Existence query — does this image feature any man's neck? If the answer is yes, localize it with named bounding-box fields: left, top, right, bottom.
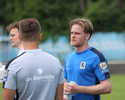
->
left=17, top=44, right=23, bottom=50
left=75, top=43, right=90, bottom=53
left=23, top=42, right=39, bottom=50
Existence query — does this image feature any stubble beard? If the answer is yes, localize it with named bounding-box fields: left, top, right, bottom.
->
left=70, top=42, right=82, bottom=47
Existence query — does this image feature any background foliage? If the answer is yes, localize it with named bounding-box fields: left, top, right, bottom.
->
left=0, top=0, right=124, bottom=42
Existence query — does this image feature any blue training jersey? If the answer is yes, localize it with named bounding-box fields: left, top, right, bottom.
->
left=64, top=46, right=110, bottom=100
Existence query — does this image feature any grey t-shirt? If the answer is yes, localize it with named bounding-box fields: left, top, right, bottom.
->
left=3, top=49, right=64, bottom=100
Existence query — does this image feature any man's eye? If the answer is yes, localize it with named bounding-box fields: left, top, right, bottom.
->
left=75, top=32, right=79, bottom=34
left=10, top=34, right=15, bottom=37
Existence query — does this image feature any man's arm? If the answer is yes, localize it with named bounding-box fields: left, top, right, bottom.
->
left=2, top=88, right=15, bottom=100
left=64, top=78, right=111, bottom=95
left=55, top=84, right=64, bottom=100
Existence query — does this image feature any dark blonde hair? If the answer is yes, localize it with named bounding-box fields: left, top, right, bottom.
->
left=6, top=21, right=19, bottom=31
left=19, top=18, right=41, bottom=42
left=70, top=18, right=93, bottom=39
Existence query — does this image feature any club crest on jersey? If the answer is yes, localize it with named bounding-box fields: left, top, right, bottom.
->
left=80, top=62, right=86, bottom=69
left=3, top=69, right=9, bottom=82
left=99, top=62, right=109, bottom=74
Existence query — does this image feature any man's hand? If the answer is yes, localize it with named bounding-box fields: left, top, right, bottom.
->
left=64, top=81, right=79, bottom=95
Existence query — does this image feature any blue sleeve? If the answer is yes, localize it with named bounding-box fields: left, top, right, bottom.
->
left=94, top=57, right=110, bottom=82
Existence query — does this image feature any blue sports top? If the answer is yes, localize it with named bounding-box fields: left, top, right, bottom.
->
left=64, top=46, right=110, bottom=100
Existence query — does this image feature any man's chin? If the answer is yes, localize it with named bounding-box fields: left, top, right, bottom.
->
left=11, top=45, right=15, bottom=47
left=70, top=42, right=77, bottom=46
left=70, top=43, right=76, bottom=47
left=71, top=44, right=81, bottom=47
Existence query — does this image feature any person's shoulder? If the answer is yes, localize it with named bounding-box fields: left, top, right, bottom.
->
left=67, top=50, right=75, bottom=55
left=90, top=47, right=106, bottom=62
left=41, top=51, right=63, bottom=67
left=42, top=50, right=59, bottom=60
left=90, top=47, right=103, bottom=55
left=65, top=50, right=75, bottom=59
left=5, top=52, right=26, bottom=69
left=5, top=52, right=26, bottom=73
left=90, top=47, right=101, bottom=53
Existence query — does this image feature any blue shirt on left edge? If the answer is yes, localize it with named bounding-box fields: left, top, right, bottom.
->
left=64, top=46, right=110, bottom=100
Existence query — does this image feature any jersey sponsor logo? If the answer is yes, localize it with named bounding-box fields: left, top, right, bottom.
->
left=25, top=75, right=55, bottom=82
left=66, top=68, right=69, bottom=70
left=66, top=61, right=70, bottom=70
left=99, top=62, right=107, bottom=70
left=66, top=61, right=69, bottom=67
left=37, top=68, right=43, bottom=74
left=3, top=69, right=9, bottom=82
left=80, top=62, right=86, bottom=69
left=99, top=62, right=109, bottom=74
left=25, top=68, right=55, bottom=82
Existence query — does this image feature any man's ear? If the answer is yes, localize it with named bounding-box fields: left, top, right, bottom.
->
left=86, top=33, right=90, bottom=40
left=19, top=34, right=22, bottom=41
left=38, top=33, right=42, bottom=42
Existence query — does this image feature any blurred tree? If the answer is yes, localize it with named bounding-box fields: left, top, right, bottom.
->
left=80, top=0, right=86, bottom=14
left=0, top=0, right=82, bottom=42
left=85, top=0, right=125, bottom=32
left=38, top=0, right=82, bottom=42
left=0, top=0, right=125, bottom=42
left=117, top=0, right=121, bottom=14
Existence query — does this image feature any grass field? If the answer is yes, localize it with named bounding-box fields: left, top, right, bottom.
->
left=0, top=74, right=125, bottom=100
left=101, top=74, right=125, bottom=100
left=0, top=83, right=3, bottom=100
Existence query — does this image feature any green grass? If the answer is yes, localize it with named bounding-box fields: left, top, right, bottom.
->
left=0, top=74, right=125, bottom=100
left=101, top=74, right=125, bottom=100
left=0, top=83, right=3, bottom=100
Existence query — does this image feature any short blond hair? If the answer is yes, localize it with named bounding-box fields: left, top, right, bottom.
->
left=70, top=18, right=93, bottom=39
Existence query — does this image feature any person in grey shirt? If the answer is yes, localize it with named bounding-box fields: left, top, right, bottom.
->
left=2, top=18, right=64, bottom=100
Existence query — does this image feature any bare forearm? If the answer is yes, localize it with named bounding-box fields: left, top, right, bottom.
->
left=77, top=79, right=111, bottom=95
left=2, top=88, right=15, bottom=100
left=55, top=84, right=64, bottom=100
left=78, top=84, right=110, bottom=94
left=64, top=78, right=111, bottom=95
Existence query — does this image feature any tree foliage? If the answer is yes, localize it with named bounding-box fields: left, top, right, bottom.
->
left=0, top=0, right=125, bottom=42
left=85, top=0, right=125, bottom=32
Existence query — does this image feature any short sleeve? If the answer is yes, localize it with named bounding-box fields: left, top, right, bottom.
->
left=58, top=66, right=65, bottom=84
left=94, top=60, right=110, bottom=82
left=3, top=66, right=16, bottom=90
